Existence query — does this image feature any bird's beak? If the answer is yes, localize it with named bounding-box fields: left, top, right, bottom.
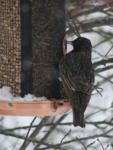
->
left=67, top=41, right=73, bottom=45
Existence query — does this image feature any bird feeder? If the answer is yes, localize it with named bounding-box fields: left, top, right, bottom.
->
left=0, top=0, right=71, bottom=116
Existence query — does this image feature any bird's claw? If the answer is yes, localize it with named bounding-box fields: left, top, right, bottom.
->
left=50, top=98, right=58, bottom=112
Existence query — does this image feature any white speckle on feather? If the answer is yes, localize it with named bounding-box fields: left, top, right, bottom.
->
left=72, top=87, right=76, bottom=91
left=58, top=77, right=62, bottom=81
left=86, top=82, right=88, bottom=86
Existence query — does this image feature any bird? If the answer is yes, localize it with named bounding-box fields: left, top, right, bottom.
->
left=59, top=37, right=94, bottom=127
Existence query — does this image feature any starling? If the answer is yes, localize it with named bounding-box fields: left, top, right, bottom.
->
left=59, top=37, right=94, bottom=127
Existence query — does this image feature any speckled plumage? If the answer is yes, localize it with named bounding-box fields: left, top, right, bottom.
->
left=59, top=37, right=94, bottom=127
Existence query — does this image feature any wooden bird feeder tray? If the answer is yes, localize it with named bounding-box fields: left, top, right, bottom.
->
left=0, top=34, right=69, bottom=117
left=0, top=36, right=70, bottom=117
left=0, top=99, right=71, bottom=116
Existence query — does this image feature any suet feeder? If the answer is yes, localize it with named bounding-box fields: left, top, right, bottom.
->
left=0, top=0, right=71, bottom=116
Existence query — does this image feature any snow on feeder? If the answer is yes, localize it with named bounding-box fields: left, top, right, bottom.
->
left=0, top=0, right=71, bottom=116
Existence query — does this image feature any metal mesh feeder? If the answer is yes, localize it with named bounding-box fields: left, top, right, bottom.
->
left=0, top=0, right=71, bottom=116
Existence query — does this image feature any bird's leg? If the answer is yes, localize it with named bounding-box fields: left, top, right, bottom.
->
left=50, top=98, right=58, bottom=112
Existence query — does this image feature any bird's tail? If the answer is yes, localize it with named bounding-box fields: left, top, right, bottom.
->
left=72, top=107, right=85, bottom=128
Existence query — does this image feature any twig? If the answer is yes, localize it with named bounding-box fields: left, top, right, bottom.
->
left=33, top=114, right=68, bottom=150
left=93, top=58, right=113, bottom=68
left=96, top=135, right=105, bottom=150
left=32, top=141, right=39, bottom=150
left=95, top=65, right=113, bottom=74
left=105, top=144, right=109, bottom=150
left=91, top=29, right=113, bottom=39
left=39, top=147, right=67, bottom=150
left=20, top=116, right=50, bottom=150
left=93, top=36, right=112, bottom=48
left=76, top=137, right=87, bottom=150
left=101, top=45, right=113, bottom=61
left=86, top=120, right=113, bottom=126
left=24, top=117, right=37, bottom=145
left=87, top=141, right=96, bottom=148
left=111, top=143, right=113, bottom=147
left=95, top=74, right=113, bottom=87
left=96, top=74, right=113, bottom=85
left=67, top=19, right=77, bottom=36
left=55, top=128, right=113, bottom=146
left=67, top=17, right=113, bottom=35
left=0, top=130, right=65, bottom=149
left=93, top=86, right=103, bottom=97
left=93, top=49, right=109, bottom=59
left=72, top=3, right=113, bottom=20
left=85, top=106, right=112, bottom=119
left=1, top=128, right=113, bottom=149
left=66, top=8, right=80, bottom=37
left=4, top=119, right=113, bottom=129
left=59, top=129, right=71, bottom=150
left=61, top=129, right=71, bottom=145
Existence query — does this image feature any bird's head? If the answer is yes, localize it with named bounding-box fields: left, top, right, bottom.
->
left=67, top=37, right=92, bottom=53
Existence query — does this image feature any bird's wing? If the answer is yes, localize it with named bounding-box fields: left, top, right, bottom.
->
left=60, top=72, right=81, bottom=112
left=68, top=75, right=93, bottom=93
left=60, top=73, right=93, bottom=113
left=60, top=71, right=94, bottom=94
left=59, top=54, right=94, bottom=93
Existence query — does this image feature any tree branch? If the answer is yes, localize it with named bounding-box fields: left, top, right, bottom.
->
left=55, top=128, right=113, bottom=146
left=20, top=116, right=50, bottom=150
left=33, top=114, right=68, bottom=150
left=67, top=17, right=113, bottom=35
left=0, top=129, right=65, bottom=150
left=93, top=58, right=113, bottom=68
left=95, top=65, right=113, bottom=73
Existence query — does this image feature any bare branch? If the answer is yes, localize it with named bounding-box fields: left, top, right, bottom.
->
left=105, top=144, right=109, bottom=150
left=111, top=143, right=113, bottom=148
left=93, top=58, right=113, bottom=68
left=0, top=130, right=65, bottom=150
left=67, top=17, right=113, bottom=35
left=93, top=49, right=109, bottom=59
left=33, top=114, right=68, bottom=150
left=66, top=8, right=80, bottom=37
left=76, top=137, right=87, bottom=150
left=69, top=3, right=113, bottom=22
left=85, top=106, right=112, bottom=119
left=96, top=135, right=105, bottom=150
left=95, top=65, right=113, bottom=73
left=20, top=116, right=50, bottom=150
left=60, top=129, right=71, bottom=146
left=87, top=141, right=96, bottom=148
left=93, top=86, right=103, bottom=97
left=95, top=74, right=113, bottom=87
left=23, top=117, right=37, bottom=147
left=96, top=73, right=113, bottom=85
left=53, top=128, right=113, bottom=147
